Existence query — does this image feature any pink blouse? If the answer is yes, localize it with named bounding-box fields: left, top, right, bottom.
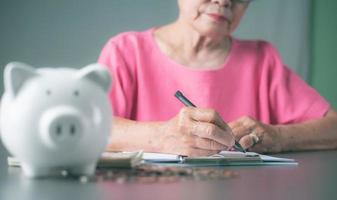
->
left=98, top=29, right=330, bottom=124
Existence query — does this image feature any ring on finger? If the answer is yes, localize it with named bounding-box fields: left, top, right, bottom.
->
left=250, top=133, right=260, bottom=147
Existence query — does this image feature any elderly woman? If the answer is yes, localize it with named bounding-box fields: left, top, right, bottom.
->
left=98, top=0, right=337, bottom=156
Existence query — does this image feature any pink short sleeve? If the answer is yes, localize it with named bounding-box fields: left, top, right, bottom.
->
left=97, top=37, right=136, bottom=118
left=265, top=44, right=330, bottom=124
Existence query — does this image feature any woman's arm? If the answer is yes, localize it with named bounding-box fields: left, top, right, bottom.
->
left=230, top=108, right=337, bottom=153
left=106, top=107, right=235, bottom=156
left=106, top=117, right=162, bottom=152
left=277, top=109, right=337, bottom=152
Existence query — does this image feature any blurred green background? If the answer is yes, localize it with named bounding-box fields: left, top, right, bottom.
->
left=311, top=0, right=337, bottom=109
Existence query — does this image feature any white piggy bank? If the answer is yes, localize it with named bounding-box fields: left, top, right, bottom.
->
left=0, top=62, right=112, bottom=178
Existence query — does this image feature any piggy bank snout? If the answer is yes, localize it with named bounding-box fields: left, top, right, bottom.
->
left=40, top=107, right=85, bottom=149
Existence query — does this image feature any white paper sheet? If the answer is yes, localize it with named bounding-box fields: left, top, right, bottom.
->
left=142, top=151, right=297, bottom=166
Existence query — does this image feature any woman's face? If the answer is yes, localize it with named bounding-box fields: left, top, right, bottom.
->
left=177, top=0, right=249, bottom=37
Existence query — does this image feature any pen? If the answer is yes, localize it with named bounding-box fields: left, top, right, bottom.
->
left=174, top=90, right=246, bottom=153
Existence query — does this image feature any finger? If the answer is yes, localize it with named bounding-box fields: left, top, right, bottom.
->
left=228, top=120, right=242, bottom=130
left=182, top=147, right=219, bottom=157
left=192, top=136, right=228, bottom=151
left=238, top=135, right=255, bottom=150
left=191, top=121, right=234, bottom=147
left=188, top=107, right=230, bottom=131
left=229, top=117, right=256, bottom=140
left=228, top=116, right=252, bottom=130
left=231, top=125, right=253, bottom=140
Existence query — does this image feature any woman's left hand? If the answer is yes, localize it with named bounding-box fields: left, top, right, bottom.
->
left=228, top=116, right=283, bottom=153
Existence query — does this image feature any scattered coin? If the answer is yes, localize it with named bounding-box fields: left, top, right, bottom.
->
left=60, top=170, right=68, bottom=177
left=94, top=164, right=238, bottom=184
left=79, top=175, right=89, bottom=183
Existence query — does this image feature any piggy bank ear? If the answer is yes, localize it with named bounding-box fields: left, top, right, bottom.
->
left=76, top=63, right=112, bottom=92
left=4, top=62, right=37, bottom=97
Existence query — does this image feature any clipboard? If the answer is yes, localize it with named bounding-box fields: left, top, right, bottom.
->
left=142, top=151, right=297, bottom=166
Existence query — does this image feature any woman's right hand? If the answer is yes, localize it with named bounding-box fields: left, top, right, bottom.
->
left=158, top=107, right=235, bottom=156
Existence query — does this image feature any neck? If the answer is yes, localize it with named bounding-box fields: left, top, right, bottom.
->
left=169, top=21, right=229, bottom=54
left=154, top=21, right=231, bottom=69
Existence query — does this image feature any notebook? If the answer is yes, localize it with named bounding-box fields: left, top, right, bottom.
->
left=142, top=151, right=297, bottom=166
left=8, top=151, right=297, bottom=168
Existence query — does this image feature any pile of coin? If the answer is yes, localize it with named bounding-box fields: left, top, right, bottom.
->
left=85, top=165, right=238, bottom=184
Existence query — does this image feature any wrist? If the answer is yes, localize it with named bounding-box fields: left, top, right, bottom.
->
left=273, top=124, right=297, bottom=152
left=274, top=125, right=287, bottom=152
left=108, top=117, right=162, bottom=152
left=139, top=121, right=167, bottom=152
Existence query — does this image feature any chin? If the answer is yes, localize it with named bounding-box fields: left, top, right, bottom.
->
left=194, top=25, right=229, bottom=38
left=190, top=19, right=230, bottom=36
